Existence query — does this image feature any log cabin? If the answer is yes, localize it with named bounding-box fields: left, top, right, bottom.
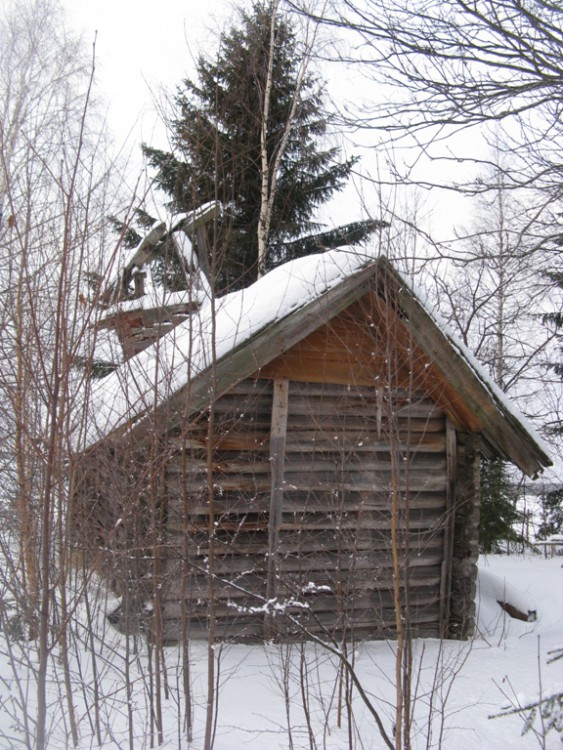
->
left=73, top=233, right=551, bottom=644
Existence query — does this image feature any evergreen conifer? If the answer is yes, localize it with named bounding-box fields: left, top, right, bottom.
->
left=143, top=1, right=379, bottom=293
left=479, top=458, right=525, bottom=553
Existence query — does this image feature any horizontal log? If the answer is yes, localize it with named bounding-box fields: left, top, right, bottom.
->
left=277, top=491, right=447, bottom=513
left=167, top=441, right=447, bottom=470
left=221, top=607, right=439, bottom=634
left=209, top=404, right=271, bottom=420
left=283, top=433, right=447, bottom=453
left=215, top=380, right=274, bottom=397
left=165, top=488, right=447, bottom=518
left=168, top=477, right=273, bottom=492
left=287, top=382, right=427, bottom=400
left=161, top=620, right=264, bottom=643
left=159, top=588, right=441, bottom=623
left=158, top=569, right=443, bottom=601
left=283, top=456, right=447, bottom=472
left=281, top=475, right=447, bottom=493
left=166, top=459, right=272, bottom=476
left=166, top=500, right=268, bottom=515
left=159, top=599, right=443, bottom=643
left=162, top=552, right=443, bottom=577
left=179, top=433, right=269, bottom=451
left=164, top=530, right=445, bottom=558
left=211, top=398, right=273, bottom=412
left=273, top=517, right=445, bottom=534
left=286, top=396, right=443, bottom=419
left=285, top=413, right=445, bottom=433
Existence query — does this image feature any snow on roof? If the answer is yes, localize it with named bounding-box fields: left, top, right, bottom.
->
left=100, top=232, right=211, bottom=322
left=75, top=246, right=379, bottom=449
left=398, top=270, right=552, bottom=464
left=74, top=245, right=550, bottom=474
left=100, top=289, right=203, bottom=318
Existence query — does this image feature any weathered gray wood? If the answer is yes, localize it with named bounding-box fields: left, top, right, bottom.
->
left=81, top=373, right=454, bottom=642
left=449, top=432, right=481, bottom=638
left=155, top=377, right=449, bottom=641
left=286, top=395, right=442, bottom=418
left=286, top=412, right=446, bottom=432
left=165, top=489, right=447, bottom=518
left=165, top=532, right=445, bottom=558
left=440, top=420, right=457, bottom=632
left=163, top=550, right=443, bottom=577
left=160, top=568, right=443, bottom=603
left=284, top=434, right=447, bottom=453
left=280, top=474, right=447, bottom=492
left=266, top=380, right=289, bottom=611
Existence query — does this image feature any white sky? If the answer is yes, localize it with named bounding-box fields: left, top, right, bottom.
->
left=60, top=0, right=392, bottom=227
left=63, top=0, right=234, bottom=157
left=60, top=0, right=475, bottom=237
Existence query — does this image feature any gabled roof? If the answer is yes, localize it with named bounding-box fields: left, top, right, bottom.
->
left=76, top=248, right=551, bottom=477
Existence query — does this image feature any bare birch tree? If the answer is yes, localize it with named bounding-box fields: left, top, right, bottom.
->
left=257, top=0, right=321, bottom=276
left=0, top=2, right=128, bottom=747
left=291, top=0, right=563, bottom=197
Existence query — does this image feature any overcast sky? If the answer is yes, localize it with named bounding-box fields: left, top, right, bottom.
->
left=60, top=0, right=384, bottom=226
left=59, top=0, right=473, bottom=237
left=62, top=0, right=234, bottom=155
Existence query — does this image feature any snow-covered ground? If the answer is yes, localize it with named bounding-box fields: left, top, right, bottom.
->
left=0, top=554, right=561, bottom=749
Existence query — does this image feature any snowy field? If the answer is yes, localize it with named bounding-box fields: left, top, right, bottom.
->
left=0, top=554, right=561, bottom=749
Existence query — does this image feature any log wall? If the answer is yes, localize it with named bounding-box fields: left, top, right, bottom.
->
left=449, top=432, right=481, bottom=637
left=159, top=378, right=454, bottom=642
left=74, top=298, right=482, bottom=643
left=71, top=295, right=480, bottom=641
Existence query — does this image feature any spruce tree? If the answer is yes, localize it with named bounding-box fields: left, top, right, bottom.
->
left=479, top=459, right=525, bottom=553
left=143, top=1, right=378, bottom=293
left=537, top=488, right=563, bottom=540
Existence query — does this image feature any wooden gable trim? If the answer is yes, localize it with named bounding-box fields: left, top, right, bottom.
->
left=120, top=261, right=378, bottom=448
left=374, top=258, right=550, bottom=477
left=103, top=255, right=550, bottom=478
left=361, top=291, right=482, bottom=431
